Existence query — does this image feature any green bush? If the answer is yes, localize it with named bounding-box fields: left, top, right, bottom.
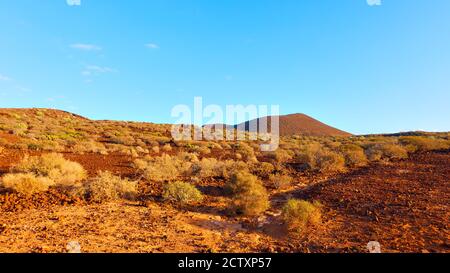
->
left=227, top=171, right=270, bottom=216
left=365, top=143, right=408, bottom=161
left=399, top=136, right=449, bottom=152
left=282, top=199, right=322, bottom=233
left=339, top=144, right=368, bottom=167
left=297, top=143, right=346, bottom=173
left=314, top=149, right=346, bottom=173
left=162, top=181, right=203, bottom=204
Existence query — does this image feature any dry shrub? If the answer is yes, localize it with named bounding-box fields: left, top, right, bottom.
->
left=365, top=143, right=408, bottom=161
left=207, top=142, right=223, bottom=150
left=227, top=171, right=270, bottom=216
left=129, top=148, right=139, bottom=158
left=297, top=144, right=346, bottom=173
left=191, top=157, right=221, bottom=178
left=325, top=141, right=342, bottom=149
left=162, top=181, right=203, bottom=204
left=314, top=149, right=346, bottom=173
left=220, top=142, right=232, bottom=150
left=133, top=158, right=148, bottom=170
left=162, top=144, right=172, bottom=152
left=267, top=149, right=293, bottom=164
left=252, top=162, right=275, bottom=179
left=0, top=138, right=8, bottom=147
left=11, top=153, right=87, bottom=187
left=108, top=135, right=136, bottom=146
left=295, top=142, right=321, bottom=165
left=196, top=145, right=211, bottom=155
left=399, top=136, right=449, bottom=152
left=339, top=144, right=368, bottom=167
left=191, top=158, right=248, bottom=179
left=71, top=141, right=108, bottom=155
left=219, top=160, right=249, bottom=179
left=151, top=145, right=160, bottom=154
left=235, top=142, right=257, bottom=162
left=268, top=173, right=293, bottom=190
left=137, top=154, right=194, bottom=182
left=144, top=155, right=182, bottom=181
left=282, top=199, right=322, bottom=233
left=1, top=173, right=54, bottom=195
left=84, top=171, right=138, bottom=203
left=135, top=146, right=149, bottom=154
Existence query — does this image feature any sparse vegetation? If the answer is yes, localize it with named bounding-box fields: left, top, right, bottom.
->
left=282, top=199, right=322, bottom=233
left=252, top=162, right=275, bottom=178
left=0, top=108, right=448, bottom=253
left=84, top=171, right=138, bottom=203
left=235, top=142, right=257, bottom=162
left=399, top=136, right=450, bottom=152
left=11, top=153, right=87, bottom=187
left=136, top=154, right=193, bottom=182
left=365, top=143, right=408, bottom=161
left=339, top=144, right=368, bottom=167
left=227, top=171, right=270, bottom=216
left=0, top=173, right=54, bottom=195
left=268, top=148, right=293, bottom=165
left=297, top=144, right=346, bottom=173
left=314, top=149, right=346, bottom=173
left=268, top=173, right=293, bottom=189
left=162, top=181, right=203, bottom=204
left=190, top=158, right=249, bottom=179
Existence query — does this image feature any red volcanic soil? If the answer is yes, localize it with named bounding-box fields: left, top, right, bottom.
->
left=0, top=149, right=136, bottom=178
left=209, top=113, right=352, bottom=137
left=279, top=113, right=351, bottom=136
left=279, top=150, right=450, bottom=253
left=0, top=149, right=448, bottom=252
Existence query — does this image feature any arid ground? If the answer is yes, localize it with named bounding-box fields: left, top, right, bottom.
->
left=0, top=109, right=449, bottom=253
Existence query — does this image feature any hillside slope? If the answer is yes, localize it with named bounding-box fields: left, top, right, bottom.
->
left=207, top=113, right=351, bottom=137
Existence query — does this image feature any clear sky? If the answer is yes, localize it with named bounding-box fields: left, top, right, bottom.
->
left=0, top=0, right=449, bottom=134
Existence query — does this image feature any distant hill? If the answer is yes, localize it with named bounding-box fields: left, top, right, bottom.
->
left=205, top=113, right=352, bottom=137
left=0, top=108, right=351, bottom=138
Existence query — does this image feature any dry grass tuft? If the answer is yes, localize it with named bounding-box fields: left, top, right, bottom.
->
left=296, top=143, right=346, bottom=173
left=1, top=173, right=54, bottom=195
left=252, top=162, right=275, bottom=179
left=268, top=173, right=293, bottom=190
left=227, top=171, right=270, bottom=216
left=399, top=136, right=450, bottom=152
left=84, top=171, right=138, bottom=203
left=339, top=144, right=368, bottom=167
left=135, top=154, right=194, bottom=182
left=282, top=199, right=322, bottom=233
left=11, top=153, right=87, bottom=187
left=162, top=181, right=203, bottom=204
left=365, top=143, right=408, bottom=161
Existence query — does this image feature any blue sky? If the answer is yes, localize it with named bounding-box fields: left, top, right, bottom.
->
left=0, top=0, right=449, bottom=134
